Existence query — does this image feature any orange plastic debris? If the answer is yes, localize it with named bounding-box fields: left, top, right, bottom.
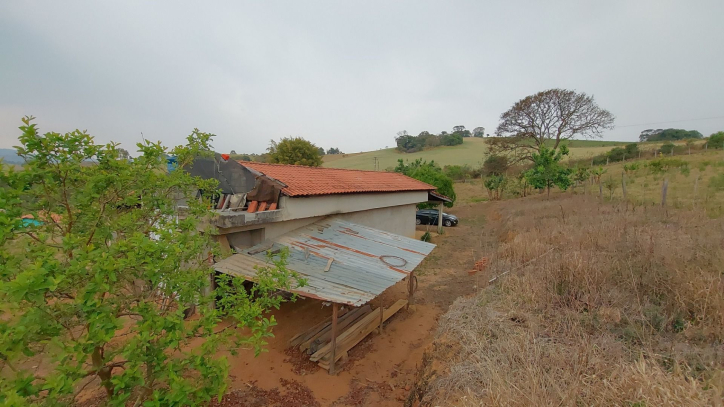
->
left=268, top=202, right=277, bottom=210
left=221, top=154, right=230, bottom=161
left=258, top=202, right=268, bottom=212
left=247, top=201, right=259, bottom=213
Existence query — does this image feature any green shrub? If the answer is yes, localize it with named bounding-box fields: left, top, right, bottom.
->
left=484, top=174, right=507, bottom=200
left=709, top=173, right=724, bottom=192
left=648, top=158, right=688, bottom=174
left=660, top=142, right=675, bottom=155
left=708, top=132, right=724, bottom=149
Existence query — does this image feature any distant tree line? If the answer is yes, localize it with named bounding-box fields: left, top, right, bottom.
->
left=639, top=128, right=703, bottom=142
left=318, top=147, right=342, bottom=155
left=395, top=125, right=485, bottom=153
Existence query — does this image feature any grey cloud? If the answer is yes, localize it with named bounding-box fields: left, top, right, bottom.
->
left=1, top=1, right=723, bottom=154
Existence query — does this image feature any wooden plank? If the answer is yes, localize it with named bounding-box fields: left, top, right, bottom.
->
left=311, top=299, right=407, bottom=362
left=324, top=257, right=334, bottom=272
left=330, top=303, right=338, bottom=375
left=309, top=306, right=372, bottom=353
left=247, top=243, right=274, bottom=255
left=300, top=307, right=360, bottom=352
left=289, top=307, right=349, bottom=347
left=317, top=299, right=408, bottom=368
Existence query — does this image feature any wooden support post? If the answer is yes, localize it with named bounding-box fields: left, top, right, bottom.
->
left=407, top=271, right=415, bottom=310
left=437, top=202, right=444, bottom=235
left=621, top=172, right=627, bottom=200
left=216, top=234, right=232, bottom=256
left=378, top=305, right=384, bottom=334
left=329, top=303, right=339, bottom=375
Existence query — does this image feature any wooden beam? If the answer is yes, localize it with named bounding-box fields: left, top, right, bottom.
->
left=317, top=299, right=408, bottom=369
left=378, top=304, right=384, bottom=334
left=308, top=305, right=371, bottom=353
left=437, top=202, right=444, bottom=234
left=289, top=307, right=351, bottom=348
left=329, top=303, right=339, bottom=375
left=407, top=271, right=415, bottom=310
left=216, top=234, right=232, bottom=256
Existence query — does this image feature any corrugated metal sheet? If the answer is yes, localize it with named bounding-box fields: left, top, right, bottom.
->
left=213, top=219, right=436, bottom=306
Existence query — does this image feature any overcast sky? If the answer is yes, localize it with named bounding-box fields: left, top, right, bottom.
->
left=1, top=1, right=723, bottom=154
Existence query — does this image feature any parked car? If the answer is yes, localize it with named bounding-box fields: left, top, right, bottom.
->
left=415, top=209, right=458, bottom=227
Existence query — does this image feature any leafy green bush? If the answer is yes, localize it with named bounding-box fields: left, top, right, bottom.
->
left=524, top=146, right=572, bottom=197
left=443, top=164, right=474, bottom=180
left=660, top=142, right=675, bottom=155
left=709, top=173, right=724, bottom=192
left=624, top=143, right=640, bottom=157
left=395, top=159, right=456, bottom=207
left=484, top=174, right=507, bottom=200
left=709, top=132, right=724, bottom=149
left=648, top=157, right=689, bottom=174
left=623, top=162, right=641, bottom=174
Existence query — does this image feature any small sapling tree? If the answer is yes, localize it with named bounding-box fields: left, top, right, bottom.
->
left=484, top=175, right=507, bottom=200
left=524, top=146, right=573, bottom=197
left=573, top=166, right=590, bottom=193
left=0, top=117, right=304, bottom=405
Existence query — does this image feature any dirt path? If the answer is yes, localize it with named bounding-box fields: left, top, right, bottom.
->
left=214, top=200, right=503, bottom=406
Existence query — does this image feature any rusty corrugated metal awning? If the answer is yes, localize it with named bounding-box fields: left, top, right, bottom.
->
left=213, top=219, right=436, bottom=306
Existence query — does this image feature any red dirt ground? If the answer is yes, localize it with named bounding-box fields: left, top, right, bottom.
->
left=210, top=201, right=496, bottom=406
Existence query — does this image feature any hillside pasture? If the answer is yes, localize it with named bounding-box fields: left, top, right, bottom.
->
left=323, top=138, right=633, bottom=171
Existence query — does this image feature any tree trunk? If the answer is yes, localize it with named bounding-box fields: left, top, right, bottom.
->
left=92, top=346, right=114, bottom=397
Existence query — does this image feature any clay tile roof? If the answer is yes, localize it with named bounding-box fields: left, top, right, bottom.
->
left=239, top=162, right=435, bottom=197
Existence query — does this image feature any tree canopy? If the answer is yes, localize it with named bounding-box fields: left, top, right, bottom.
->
left=394, top=159, right=455, bottom=208
left=524, top=145, right=573, bottom=197
left=489, top=89, right=615, bottom=163
left=395, top=128, right=464, bottom=153
left=0, top=117, right=303, bottom=405
left=267, top=137, right=322, bottom=166
left=708, top=131, right=724, bottom=149
left=639, top=128, right=703, bottom=142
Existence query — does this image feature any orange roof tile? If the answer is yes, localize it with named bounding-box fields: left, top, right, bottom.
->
left=239, top=162, right=435, bottom=197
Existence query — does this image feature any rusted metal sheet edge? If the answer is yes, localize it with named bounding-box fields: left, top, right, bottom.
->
left=214, top=255, right=376, bottom=306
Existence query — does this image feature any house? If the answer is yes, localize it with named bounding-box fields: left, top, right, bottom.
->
left=183, top=156, right=450, bottom=374
left=197, top=160, right=450, bottom=251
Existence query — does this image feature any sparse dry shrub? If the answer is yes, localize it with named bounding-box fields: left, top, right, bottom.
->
left=422, top=195, right=724, bottom=406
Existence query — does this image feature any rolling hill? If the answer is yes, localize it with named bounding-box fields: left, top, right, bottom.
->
left=322, top=138, right=632, bottom=171
left=0, top=148, right=23, bottom=165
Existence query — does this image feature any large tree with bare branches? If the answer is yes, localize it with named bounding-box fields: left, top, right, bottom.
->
left=488, top=89, right=615, bottom=163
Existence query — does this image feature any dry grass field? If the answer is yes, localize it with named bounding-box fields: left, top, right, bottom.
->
left=407, top=149, right=724, bottom=405
left=411, top=193, right=724, bottom=406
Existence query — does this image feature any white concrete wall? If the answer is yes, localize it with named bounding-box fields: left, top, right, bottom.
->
left=278, top=191, right=427, bottom=222
left=329, top=204, right=417, bottom=238
left=222, top=191, right=426, bottom=249
left=225, top=202, right=419, bottom=249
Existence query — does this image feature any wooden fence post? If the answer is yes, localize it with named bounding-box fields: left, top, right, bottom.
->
left=622, top=172, right=627, bottom=200
left=661, top=179, right=669, bottom=208
left=694, top=175, right=699, bottom=208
